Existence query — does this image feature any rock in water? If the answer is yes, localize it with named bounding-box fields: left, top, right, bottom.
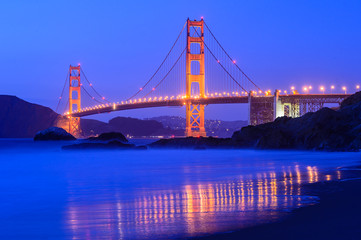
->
left=87, top=132, right=128, bottom=142
left=34, top=127, right=76, bottom=141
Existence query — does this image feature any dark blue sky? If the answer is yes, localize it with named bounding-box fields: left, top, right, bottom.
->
left=1, top=0, right=360, bottom=121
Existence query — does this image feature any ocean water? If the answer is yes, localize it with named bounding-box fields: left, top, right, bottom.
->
left=0, top=139, right=360, bottom=239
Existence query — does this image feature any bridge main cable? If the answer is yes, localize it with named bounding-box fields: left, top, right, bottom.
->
left=143, top=47, right=186, bottom=98
left=126, top=21, right=187, bottom=101
left=203, top=21, right=262, bottom=92
left=80, top=67, right=111, bottom=103
left=191, top=25, right=248, bottom=93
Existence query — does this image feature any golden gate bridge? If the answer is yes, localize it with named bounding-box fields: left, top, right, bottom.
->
left=56, top=18, right=352, bottom=137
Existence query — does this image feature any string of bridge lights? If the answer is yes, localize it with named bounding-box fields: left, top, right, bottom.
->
left=65, top=84, right=359, bottom=115
left=289, top=84, right=360, bottom=94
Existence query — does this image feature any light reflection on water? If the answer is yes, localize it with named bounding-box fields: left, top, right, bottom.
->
left=65, top=165, right=335, bottom=240
left=0, top=140, right=356, bottom=240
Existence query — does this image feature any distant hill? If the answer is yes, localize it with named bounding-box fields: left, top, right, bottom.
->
left=0, top=95, right=60, bottom=138
left=148, top=116, right=248, bottom=137
left=81, top=117, right=184, bottom=137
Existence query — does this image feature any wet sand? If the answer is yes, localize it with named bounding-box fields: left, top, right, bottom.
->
left=193, top=168, right=361, bottom=240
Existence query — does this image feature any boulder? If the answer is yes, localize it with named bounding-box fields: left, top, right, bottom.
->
left=87, top=132, right=128, bottom=142
left=34, top=127, right=76, bottom=141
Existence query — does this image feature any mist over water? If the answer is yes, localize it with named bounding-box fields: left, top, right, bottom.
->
left=0, top=139, right=360, bottom=239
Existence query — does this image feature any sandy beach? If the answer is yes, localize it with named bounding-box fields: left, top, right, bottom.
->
left=194, top=167, right=361, bottom=240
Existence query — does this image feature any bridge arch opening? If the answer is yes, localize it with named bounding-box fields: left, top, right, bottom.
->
left=190, top=42, right=201, bottom=54
left=190, top=82, right=200, bottom=96
left=72, top=90, right=79, bottom=100
left=71, top=80, right=79, bottom=87
left=189, top=26, right=201, bottom=37
left=72, top=103, right=78, bottom=111
left=191, top=61, right=200, bottom=75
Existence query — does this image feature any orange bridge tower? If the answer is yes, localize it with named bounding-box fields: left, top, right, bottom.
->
left=68, top=65, right=81, bottom=137
left=185, top=19, right=206, bottom=137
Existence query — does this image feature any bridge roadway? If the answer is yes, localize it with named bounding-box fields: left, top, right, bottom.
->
left=67, top=93, right=351, bottom=118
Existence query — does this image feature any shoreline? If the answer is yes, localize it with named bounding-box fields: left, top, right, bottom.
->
left=191, top=167, right=361, bottom=240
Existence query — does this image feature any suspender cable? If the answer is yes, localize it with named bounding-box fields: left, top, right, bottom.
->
left=191, top=25, right=248, bottom=93
left=203, top=21, right=262, bottom=92
left=144, top=48, right=186, bottom=98
left=126, top=21, right=187, bottom=101
left=55, top=71, right=69, bottom=113
left=80, top=67, right=111, bottom=103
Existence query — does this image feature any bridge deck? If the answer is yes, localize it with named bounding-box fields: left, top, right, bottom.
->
left=67, top=94, right=351, bottom=118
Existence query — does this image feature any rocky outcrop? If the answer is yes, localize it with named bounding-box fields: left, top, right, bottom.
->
left=34, top=127, right=76, bottom=141
left=232, top=91, right=361, bottom=151
left=62, top=140, right=146, bottom=150
left=87, top=132, right=128, bottom=142
left=149, top=137, right=234, bottom=149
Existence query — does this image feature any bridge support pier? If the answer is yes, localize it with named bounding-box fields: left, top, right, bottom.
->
left=273, top=90, right=284, bottom=119
left=249, top=91, right=274, bottom=125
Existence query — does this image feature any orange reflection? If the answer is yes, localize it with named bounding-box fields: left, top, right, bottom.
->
left=66, top=165, right=324, bottom=239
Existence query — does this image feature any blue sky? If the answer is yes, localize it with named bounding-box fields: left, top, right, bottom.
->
left=0, top=0, right=360, bottom=121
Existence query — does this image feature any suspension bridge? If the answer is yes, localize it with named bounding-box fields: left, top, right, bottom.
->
left=56, top=18, right=352, bottom=137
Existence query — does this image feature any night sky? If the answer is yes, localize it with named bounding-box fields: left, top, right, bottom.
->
left=1, top=0, right=360, bottom=121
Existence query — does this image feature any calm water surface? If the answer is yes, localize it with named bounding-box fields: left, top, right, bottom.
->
left=0, top=139, right=360, bottom=239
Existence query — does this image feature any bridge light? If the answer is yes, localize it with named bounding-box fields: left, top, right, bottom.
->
left=217, top=60, right=220, bottom=63
left=89, top=83, right=92, bottom=86
left=320, top=86, right=325, bottom=94
left=303, top=87, right=308, bottom=92
left=59, top=97, right=62, bottom=99
left=308, top=85, right=312, bottom=90
left=201, top=16, right=204, bottom=20
left=102, top=97, right=105, bottom=100
left=140, top=88, right=143, bottom=90
left=342, top=86, right=347, bottom=94
left=284, top=90, right=287, bottom=94
left=356, top=85, right=360, bottom=90
left=152, top=88, right=155, bottom=91
left=233, top=60, right=236, bottom=64
left=331, top=85, right=335, bottom=89
left=291, top=86, right=295, bottom=90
